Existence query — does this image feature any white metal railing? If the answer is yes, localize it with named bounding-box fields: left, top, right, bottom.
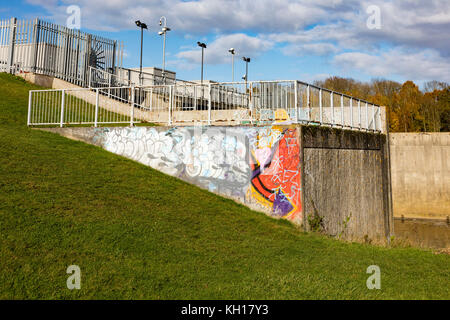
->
left=28, top=80, right=383, bottom=132
left=88, top=66, right=131, bottom=88
left=28, top=87, right=137, bottom=127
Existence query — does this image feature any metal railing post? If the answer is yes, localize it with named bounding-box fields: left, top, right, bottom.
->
left=365, top=102, right=369, bottom=131
left=168, top=85, right=173, bottom=125
left=372, top=104, right=376, bottom=131
left=378, top=106, right=382, bottom=133
left=358, top=100, right=362, bottom=130
left=108, top=73, right=112, bottom=98
left=330, top=91, right=334, bottom=126
left=60, top=89, right=65, bottom=128
left=194, top=86, right=197, bottom=111
left=27, top=91, right=32, bottom=126
left=208, top=83, right=212, bottom=125
left=32, top=18, right=40, bottom=73
left=249, top=82, right=254, bottom=124
left=294, top=81, right=299, bottom=123
left=319, top=88, right=323, bottom=124
left=341, top=94, right=344, bottom=127
left=307, top=85, right=310, bottom=122
left=150, top=89, right=153, bottom=112
left=130, top=85, right=135, bottom=126
left=350, top=98, right=353, bottom=129
left=88, top=66, right=91, bottom=88
left=7, top=17, right=17, bottom=74
left=94, top=88, right=99, bottom=127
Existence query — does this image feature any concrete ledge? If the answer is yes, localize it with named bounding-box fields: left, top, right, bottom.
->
left=302, top=125, right=384, bottom=150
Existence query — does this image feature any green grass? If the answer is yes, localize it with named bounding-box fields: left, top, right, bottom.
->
left=0, top=73, right=449, bottom=299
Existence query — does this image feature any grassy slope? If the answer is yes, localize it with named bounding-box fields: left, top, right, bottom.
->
left=0, top=73, right=448, bottom=300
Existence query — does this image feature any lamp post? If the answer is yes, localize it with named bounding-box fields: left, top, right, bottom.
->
left=197, top=42, right=207, bottom=85
left=135, top=20, right=148, bottom=85
left=158, top=16, right=171, bottom=84
left=242, top=56, right=250, bottom=88
left=228, top=48, right=235, bottom=82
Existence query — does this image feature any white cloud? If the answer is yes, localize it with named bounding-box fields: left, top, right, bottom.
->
left=334, top=49, right=450, bottom=82
left=282, top=43, right=339, bottom=56
left=176, top=33, right=273, bottom=65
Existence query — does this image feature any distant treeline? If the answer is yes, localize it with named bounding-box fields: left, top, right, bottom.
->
left=314, top=77, right=449, bottom=132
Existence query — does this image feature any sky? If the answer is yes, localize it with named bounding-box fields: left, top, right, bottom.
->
left=1, top=0, right=449, bottom=87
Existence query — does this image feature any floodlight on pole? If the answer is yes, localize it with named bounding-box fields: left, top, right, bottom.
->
left=228, top=48, right=235, bottom=82
left=197, top=42, right=207, bottom=85
left=159, top=16, right=171, bottom=83
left=135, top=20, right=148, bottom=85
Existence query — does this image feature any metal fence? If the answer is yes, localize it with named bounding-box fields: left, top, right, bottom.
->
left=1, top=17, right=123, bottom=87
left=28, top=80, right=383, bottom=132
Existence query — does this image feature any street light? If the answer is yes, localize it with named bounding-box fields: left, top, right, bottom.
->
left=197, top=41, right=207, bottom=85
left=135, top=20, right=148, bottom=85
left=228, top=48, right=235, bottom=82
left=158, top=16, right=171, bottom=83
left=242, top=56, right=250, bottom=87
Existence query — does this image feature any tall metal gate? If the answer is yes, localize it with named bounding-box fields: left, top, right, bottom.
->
left=0, top=17, right=123, bottom=87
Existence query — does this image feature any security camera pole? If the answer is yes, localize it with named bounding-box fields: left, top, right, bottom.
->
left=197, top=42, right=207, bottom=85
left=159, top=16, right=171, bottom=84
left=228, top=48, right=235, bottom=82
left=135, top=20, right=148, bottom=85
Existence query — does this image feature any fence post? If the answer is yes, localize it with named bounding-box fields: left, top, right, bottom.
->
left=294, top=81, right=299, bottom=123
left=32, top=18, right=40, bottom=73
left=7, top=17, right=17, bottom=74
left=88, top=67, right=91, bottom=88
left=130, top=85, right=135, bottom=126
left=350, top=98, right=353, bottom=129
left=358, top=100, right=362, bottom=130
left=208, top=83, right=212, bottom=125
left=194, top=86, right=197, bottom=111
left=168, top=85, right=173, bottom=125
left=94, top=88, right=99, bottom=127
left=330, top=91, right=334, bottom=126
left=319, top=88, right=323, bottom=124
left=307, top=85, right=310, bottom=122
left=27, top=91, right=32, bottom=126
left=173, top=84, right=177, bottom=124
left=341, top=94, right=344, bottom=127
left=365, top=102, right=369, bottom=131
left=108, top=73, right=112, bottom=97
left=372, top=104, right=376, bottom=131
left=60, top=89, right=65, bottom=128
left=378, top=106, right=382, bottom=133
left=249, top=82, right=253, bottom=124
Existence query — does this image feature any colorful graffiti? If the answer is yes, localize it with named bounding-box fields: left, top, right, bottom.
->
left=249, top=127, right=302, bottom=222
left=90, top=124, right=302, bottom=224
left=94, top=126, right=251, bottom=199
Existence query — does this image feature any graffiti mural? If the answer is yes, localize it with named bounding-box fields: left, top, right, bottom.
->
left=248, top=127, right=302, bottom=222
left=94, top=126, right=251, bottom=199
left=91, top=125, right=302, bottom=224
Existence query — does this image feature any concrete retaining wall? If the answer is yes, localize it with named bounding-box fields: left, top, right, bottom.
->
left=390, top=133, right=450, bottom=219
left=42, top=124, right=392, bottom=243
left=302, top=127, right=391, bottom=242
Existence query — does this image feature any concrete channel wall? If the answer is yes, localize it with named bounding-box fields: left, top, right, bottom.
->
left=42, top=124, right=392, bottom=243
left=390, top=133, right=450, bottom=219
